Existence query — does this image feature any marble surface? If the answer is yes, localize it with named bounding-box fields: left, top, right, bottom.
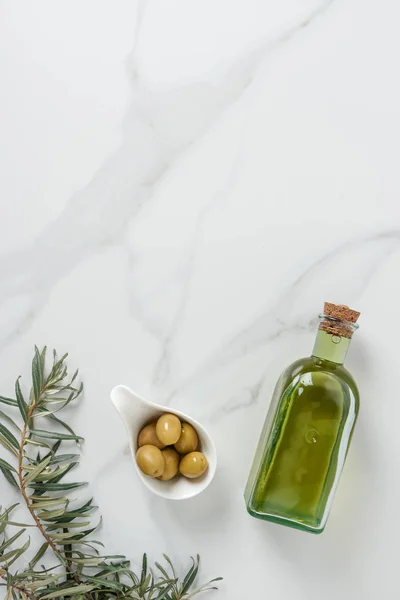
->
left=1, top=1, right=400, bottom=598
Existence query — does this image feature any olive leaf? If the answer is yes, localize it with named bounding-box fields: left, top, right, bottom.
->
left=15, top=377, right=28, bottom=424
left=0, top=397, right=17, bottom=407
left=0, top=410, right=21, bottom=433
left=29, top=542, right=49, bottom=568
left=31, top=346, right=43, bottom=403
left=0, top=467, right=18, bottom=489
left=0, top=424, right=19, bottom=452
left=0, top=458, right=17, bottom=474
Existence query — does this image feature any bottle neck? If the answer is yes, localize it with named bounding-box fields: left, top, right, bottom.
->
left=312, top=329, right=351, bottom=365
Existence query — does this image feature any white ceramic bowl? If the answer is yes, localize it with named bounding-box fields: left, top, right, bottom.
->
left=110, top=385, right=217, bottom=500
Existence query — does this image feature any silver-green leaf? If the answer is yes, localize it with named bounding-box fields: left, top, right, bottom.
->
left=15, top=377, right=28, bottom=424
left=24, top=455, right=51, bottom=485
left=28, top=481, right=86, bottom=491
left=4, top=537, right=30, bottom=567
left=0, top=457, right=17, bottom=473
left=0, top=423, right=19, bottom=450
left=0, top=528, right=25, bottom=553
left=0, top=466, right=18, bottom=489
left=31, top=429, right=83, bottom=442
left=0, top=410, right=21, bottom=433
left=31, top=347, right=43, bottom=403
left=40, top=584, right=95, bottom=599
left=0, top=396, right=17, bottom=407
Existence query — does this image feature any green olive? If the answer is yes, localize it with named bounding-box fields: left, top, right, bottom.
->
left=138, top=422, right=165, bottom=449
left=158, top=448, right=180, bottom=481
left=174, top=422, right=199, bottom=455
left=136, top=445, right=165, bottom=478
left=156, top=414, right=182, bottom=446
left=179, top=451, right=208, bottom=479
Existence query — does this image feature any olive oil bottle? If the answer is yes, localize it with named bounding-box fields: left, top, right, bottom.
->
left=244, top=303, right=360, bottom=534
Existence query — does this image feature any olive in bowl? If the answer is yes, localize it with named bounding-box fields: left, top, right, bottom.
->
left=136, top=414, right=207, bottom=482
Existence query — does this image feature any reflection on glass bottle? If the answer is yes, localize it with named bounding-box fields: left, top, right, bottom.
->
left=244, top=303, right=360, bottom=534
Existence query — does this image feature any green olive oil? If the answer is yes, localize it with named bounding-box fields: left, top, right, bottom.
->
left=244, top=303, right=360, bottom=534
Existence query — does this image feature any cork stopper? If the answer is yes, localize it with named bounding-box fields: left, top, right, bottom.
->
left=319, top=302, right=361, bottom=338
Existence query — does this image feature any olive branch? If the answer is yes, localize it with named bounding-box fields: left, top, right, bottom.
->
left=0, top=347, right=222, bottom=599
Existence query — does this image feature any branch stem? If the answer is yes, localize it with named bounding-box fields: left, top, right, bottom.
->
left=17, top=404, right=60, bottom=556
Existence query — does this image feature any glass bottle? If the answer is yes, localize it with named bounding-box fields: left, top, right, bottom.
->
left=244, top=303, right=360, bottom=534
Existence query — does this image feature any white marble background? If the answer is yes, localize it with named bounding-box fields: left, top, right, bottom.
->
left=1, top=0, right=400, bottom=598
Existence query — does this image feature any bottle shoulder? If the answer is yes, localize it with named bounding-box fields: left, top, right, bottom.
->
left=278, top=356, right=359, bottom=399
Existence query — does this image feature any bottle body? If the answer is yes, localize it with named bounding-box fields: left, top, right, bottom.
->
left=244, top=355, right=359, bottom=533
